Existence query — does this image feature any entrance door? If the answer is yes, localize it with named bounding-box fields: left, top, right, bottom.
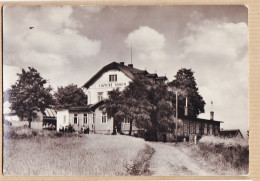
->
left=114, top=117, right=121, bottom=134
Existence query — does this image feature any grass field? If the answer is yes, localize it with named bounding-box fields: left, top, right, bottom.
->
left=177, top=135, right=249, bottom=175
left=3, top=126, right=249, bottom=176
left=3, top=126, right=147, bottom=176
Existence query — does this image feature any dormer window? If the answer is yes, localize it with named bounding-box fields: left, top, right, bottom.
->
left=109, top=74, right=117, bottom=82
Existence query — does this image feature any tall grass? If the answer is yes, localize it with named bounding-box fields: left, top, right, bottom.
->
left=198, top=135, right=249, bottom=175
left=3, top=126, right=146, bottom=176
left=178, top=135, right=249, bottom=175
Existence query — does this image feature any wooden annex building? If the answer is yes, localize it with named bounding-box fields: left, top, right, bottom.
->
left=157, top=117, right=223, bottom=142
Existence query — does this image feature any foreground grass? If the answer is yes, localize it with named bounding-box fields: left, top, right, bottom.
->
left=176, top=135, right=249, bottom=175
left=3, top=126, right=147, bottom=176
left=125, top=144, right=155, bottom=176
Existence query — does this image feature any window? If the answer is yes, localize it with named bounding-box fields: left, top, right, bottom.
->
left=196, top=123, right=200, bottom=134
left=184, top=124, right=187, bottom=132
left=83, top=114, right=88, bottom=124
left=190, top=123, right=193, bottom=134
left=215, top=125, right=219, bottom=135
left=98, top=92, right=103, bottom=101
left=102, top=112, right=107, bottom=124
left=109, top=74, right=117, bottom=82
left=74, top=114, right=78, bottom=124
left=209, top=124, right=213, bottom=135
left=63, top=115, right=66, bottom=124
left=204, top=123, right=208, bottom=134
left=124, top=117, right=130, bottom=124
left=92, top=113, right=95, bottom=124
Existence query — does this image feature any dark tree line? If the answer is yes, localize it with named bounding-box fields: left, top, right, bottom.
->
left=8, top=67, right=88, bottom=128
left=8, top=67, right=205, bottom=132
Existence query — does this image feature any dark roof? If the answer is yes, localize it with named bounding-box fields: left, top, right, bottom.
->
left=82, top=62, right=167, bottom=89
left=57, top=101, right=105, bottom=113
left=220, top=129, right=243, bottom=138
left=156, top=76, right=168, bottom=81
left=146, top=73, right=158, bottom=78
left=181, top=116, right=223, bottom=123
left=68, top=106, right=92, bottom=112
left=90, top=100, right=105, bottom=111
left=196, top=118, right=223, bottom=123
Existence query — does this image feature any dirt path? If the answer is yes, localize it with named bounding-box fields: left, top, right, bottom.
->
left=147, top=142, right=214, bottom=176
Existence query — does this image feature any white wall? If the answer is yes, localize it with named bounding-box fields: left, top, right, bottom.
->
left=56, top=110, right=69, bottom=131
left=85, top=70, right=132, bottom=104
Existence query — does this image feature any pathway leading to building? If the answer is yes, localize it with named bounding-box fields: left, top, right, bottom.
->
left=147, top=142, right=214, bottom=176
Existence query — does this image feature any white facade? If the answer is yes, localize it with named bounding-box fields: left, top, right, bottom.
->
left=56, top=62, right=151, bottom=134
left=56, top=110, right=70, bottom=131
left=84, top=70, right=132, bottom=104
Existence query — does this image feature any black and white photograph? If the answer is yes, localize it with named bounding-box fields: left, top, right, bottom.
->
left=3, top=5, right=249, bottom=176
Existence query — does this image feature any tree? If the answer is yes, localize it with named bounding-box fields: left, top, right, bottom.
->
left=10, top=67, right=54, bottom=128
left=168, top=68, right=205, bottom=118
left=148, top=82, right=175, bottom=132
left=102, top=88, right=123, bottom=134
left=104, top=75, right=175, bottom=136
left=54, top=84, right=88, bottom=108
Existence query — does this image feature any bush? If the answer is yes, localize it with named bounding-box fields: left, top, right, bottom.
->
left=59, top=124, right=75, bottom=133
left=4, top=126, right=38, bottom=139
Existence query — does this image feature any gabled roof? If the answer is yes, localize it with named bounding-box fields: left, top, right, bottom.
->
left=220, top=129, right=243, bottom=138
left=82, top=62, right=167, bottom=89
left=90, top=100, right=105, bottom=111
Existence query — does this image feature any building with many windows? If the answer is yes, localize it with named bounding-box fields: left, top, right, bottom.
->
left=56, top=61, right=223, bottom=141
left=56, top=61, right=167, bottom=134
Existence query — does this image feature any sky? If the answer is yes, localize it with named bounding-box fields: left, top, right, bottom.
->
left=3, top=5, right=248, bottom=135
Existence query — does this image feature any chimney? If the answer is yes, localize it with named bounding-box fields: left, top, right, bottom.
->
left=128, top=64, right=133, bottom=68
left=210, top=111, right=214, bottom=120
left=184, top=97, right=188, bottom=116
left=210, top=100, right=214, bottom=120
left=120, top=62, right=124, bottom=65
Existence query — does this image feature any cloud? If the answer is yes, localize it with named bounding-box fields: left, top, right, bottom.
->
left=3, top=6, right=102, bottom=89
left=3, top=65, right=21, bottom=91
left=178, top=19, right=248, bottom=134
left=125, top=26, right=167, bottom=66
left=180, top=20, right=248, bottom=61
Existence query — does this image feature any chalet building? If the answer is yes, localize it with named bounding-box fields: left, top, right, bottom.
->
left=56, top=61, right=223, bottom=141
left=56, top=61, right=167, bottom=133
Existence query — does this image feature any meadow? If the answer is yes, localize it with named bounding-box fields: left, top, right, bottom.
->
left=177, top=135, right=249, bottom=175
left=3, top=126, right=148, bottom=176
left=3, top=125, right=249, bottom=176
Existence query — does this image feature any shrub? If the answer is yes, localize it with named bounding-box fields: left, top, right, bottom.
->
left=4, top=126, right=38, bottom=139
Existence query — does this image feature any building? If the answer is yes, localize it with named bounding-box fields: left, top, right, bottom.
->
left=157, top=116, right=223, bottom=142
left=56, top=61, right=167, bottom=133
left=220, top=129, right=244, bottom=139
left=4, top=101, right=57, bottom=129
left=56, top=61, right=223, bottom=140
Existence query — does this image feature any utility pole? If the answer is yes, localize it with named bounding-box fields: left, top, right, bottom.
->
left=176, top=91, right=178, bottom=143
left=131, top=42, right=132, bottom=64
